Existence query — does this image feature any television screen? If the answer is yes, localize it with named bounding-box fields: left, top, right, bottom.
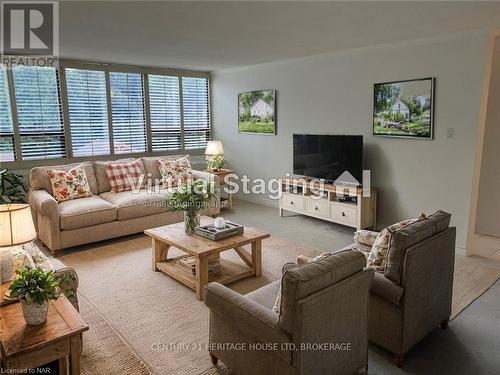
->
left=293, top=134, right=363, bottom=184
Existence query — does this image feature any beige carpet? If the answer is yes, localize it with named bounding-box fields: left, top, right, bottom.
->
left=60, top=235, right=500, bottom=375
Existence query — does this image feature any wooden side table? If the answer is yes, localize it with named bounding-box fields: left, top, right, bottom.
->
left=210, top=169, right=235, bottom=209
left=0, top=285, right=88, bottom=374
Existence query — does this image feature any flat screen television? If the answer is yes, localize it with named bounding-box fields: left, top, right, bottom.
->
left=293, top=134, right=363, bottom=184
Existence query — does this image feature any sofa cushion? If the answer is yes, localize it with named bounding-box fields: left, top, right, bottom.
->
left=30, top=161, right=98, bottom=195
left=370, top=273, right=404, bottom=306
left=385, top=210, right=451, bottom=284
left=99, top=189, right=168, bottom=220
left=142, top=155, right=188, bottom=181
left=104, top=159, right=144, bottom=193
left=94, top=158, right=144, bottom=193
left=245, top=280, right=281, bottom=310
left=59, top=196, right=117, bottom=231
left=277, top=250, right=365, bottom=333
left=47, top=166, right=93, bottom=202
left=156, top=156, right=192, bottom=187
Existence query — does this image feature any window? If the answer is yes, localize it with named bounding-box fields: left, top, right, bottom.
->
left=12, top=66, right=65, bottom=160
left=1, top=61, right=210, bottom=163
left=0, top=65, right=14, bottom=161
left=65, top=68, right=110, bottom=157
left=182, top=77, right=210, bottom=150
left=148, top=75, right=181, bottom=151
left=110, top=72, right=146, bottom=154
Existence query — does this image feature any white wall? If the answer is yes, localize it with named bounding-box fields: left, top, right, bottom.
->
left=212, top=32, right=490, bottom=252
left=476, top=36, right=500, bottom=236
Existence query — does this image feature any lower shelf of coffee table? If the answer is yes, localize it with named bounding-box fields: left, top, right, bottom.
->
left=156, top=256, right=254, bottom=290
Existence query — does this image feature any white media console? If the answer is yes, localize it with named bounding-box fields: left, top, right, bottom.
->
left=278, top=177, right=377, bottom=230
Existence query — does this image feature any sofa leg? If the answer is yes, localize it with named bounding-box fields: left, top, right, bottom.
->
left=393, top=355, right=403, bottom=368
left=440, top=318, right=449, bottom=330
left=210, top=353, right=218, bottom=365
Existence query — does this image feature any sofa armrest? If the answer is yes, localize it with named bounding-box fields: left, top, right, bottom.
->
left=282, top=262, right=299, bottom=274
left=205, top=282, right=290, bottom=346
left=29, top=189, right=59, bottom=219
left=192, top=169, right=219, bottom=184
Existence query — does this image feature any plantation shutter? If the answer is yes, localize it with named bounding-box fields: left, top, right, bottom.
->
left=148, top=74, right=181, bottom=151
left=182, top=77, right=210, bottom=150
left=12, top=66, right=65, bottom=160
left=0, top=65, right=14, bottom=161
left=65, top=68, right=110, bottom=157
left=109, top=72, right=147, bottom=154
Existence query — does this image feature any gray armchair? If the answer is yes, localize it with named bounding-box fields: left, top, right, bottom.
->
left=345, top=210, right=456, bottom=367
left=205, top=250, right=374, bottom=375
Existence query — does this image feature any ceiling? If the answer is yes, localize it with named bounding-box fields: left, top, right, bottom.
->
left=60, top=1, right=500, bottom=72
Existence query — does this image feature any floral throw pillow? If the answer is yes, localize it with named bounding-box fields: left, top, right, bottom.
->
left=354, top=230, right=379, bottom=247
left=47, top=166, right=93, bottom=202
left=156, top=157, right=192, bottom=188
left=367, top=213, right=426, bottom=272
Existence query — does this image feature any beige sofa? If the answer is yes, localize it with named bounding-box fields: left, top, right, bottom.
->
left=205, top=250, right=374, bottom=375
left=28, top=157, right=219, bottom=254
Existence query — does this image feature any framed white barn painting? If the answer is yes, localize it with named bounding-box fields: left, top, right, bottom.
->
left=238, top=89, right=276, bottom=135
left=373, top=78, right=435, bottom=139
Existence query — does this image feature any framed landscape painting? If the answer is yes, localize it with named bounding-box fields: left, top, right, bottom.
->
left=238, top=89, right=276, bottom=135
left=373, top=78, right=435, bottom=139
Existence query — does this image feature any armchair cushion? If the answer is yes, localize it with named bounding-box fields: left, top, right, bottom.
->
left=277, top=250, right=366, bottom=333
left=245, top=280, right=280, bottom=310
left=385, top=210, right=451, bottom=284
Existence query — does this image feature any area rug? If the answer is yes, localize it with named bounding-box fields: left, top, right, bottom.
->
left=60, top=235, right=500, bottom=375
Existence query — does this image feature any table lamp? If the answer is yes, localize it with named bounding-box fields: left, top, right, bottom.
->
left=0, top=204, right=37, bottom=282
left=205, top=141, right=225, bottom=171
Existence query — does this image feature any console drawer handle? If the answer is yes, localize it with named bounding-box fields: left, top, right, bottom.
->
left=290, top=201, right=294, bottom=205
left=315, top=206, right=319, bottom=211
left=342, top=212, right=346, bottom=217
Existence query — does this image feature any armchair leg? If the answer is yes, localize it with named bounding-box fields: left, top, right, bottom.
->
left=440, top=318, right=449, bottom=330
left=393, top=354, right=404, bottom=368
left=210, top=353, right=218, bottom=365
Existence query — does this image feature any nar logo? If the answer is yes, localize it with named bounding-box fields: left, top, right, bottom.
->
left=1, top=1, right=59, bottom=67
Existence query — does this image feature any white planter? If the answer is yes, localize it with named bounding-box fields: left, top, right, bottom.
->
left=21, top=300, right=49, bottom=325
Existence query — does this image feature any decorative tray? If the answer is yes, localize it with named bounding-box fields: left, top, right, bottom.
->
left=194, top=221, right=244, bottom=241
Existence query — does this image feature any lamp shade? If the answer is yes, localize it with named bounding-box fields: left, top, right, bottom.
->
left=0, top=204, right=37, bottom=247
left=205, top=141, right=224, bottom=155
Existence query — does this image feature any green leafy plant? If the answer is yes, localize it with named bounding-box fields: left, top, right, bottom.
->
left=169, top=179, right=218, bottom=213
left=0, top=169, right=28, bottom=204
left=206, top=154, right=225, bottom=171
left=9, top=267, right=60, bottom=305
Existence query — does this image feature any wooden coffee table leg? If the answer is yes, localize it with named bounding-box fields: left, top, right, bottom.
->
left=152, top=239, right=170, bottom=271
left=196, top=255, right=209, bottom=300
left=69, top=334, right=81, bottom=375
left=59, top=356, right=68, bottom=375
left=251, top=240, right=262, bottom=277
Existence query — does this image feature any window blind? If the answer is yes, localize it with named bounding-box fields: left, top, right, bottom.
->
left=0, top=65, right=14, bottom=162
left=109, top=72, right=147, bottom=154
left=182, top=77, right=210, bottom=150
left=12, top=66, right=65, bottom=160
left=148, top=74, right=181, bottom=151
left=65, top=68, right=110, bottom=157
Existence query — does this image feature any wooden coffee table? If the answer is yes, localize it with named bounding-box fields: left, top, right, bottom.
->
left=145, top=216, right=270, bottom=300
left=0, top=283, right=88, bottom=374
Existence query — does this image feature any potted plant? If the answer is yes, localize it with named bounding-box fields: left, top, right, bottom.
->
left=0, top=169, right=28, bottom=203
left=9, top=267, right=60, bottom=325
left=169, top=179, right=218, bottom=234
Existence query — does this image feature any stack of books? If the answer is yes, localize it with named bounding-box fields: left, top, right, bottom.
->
left=177, top=256, right=221, bottom=275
